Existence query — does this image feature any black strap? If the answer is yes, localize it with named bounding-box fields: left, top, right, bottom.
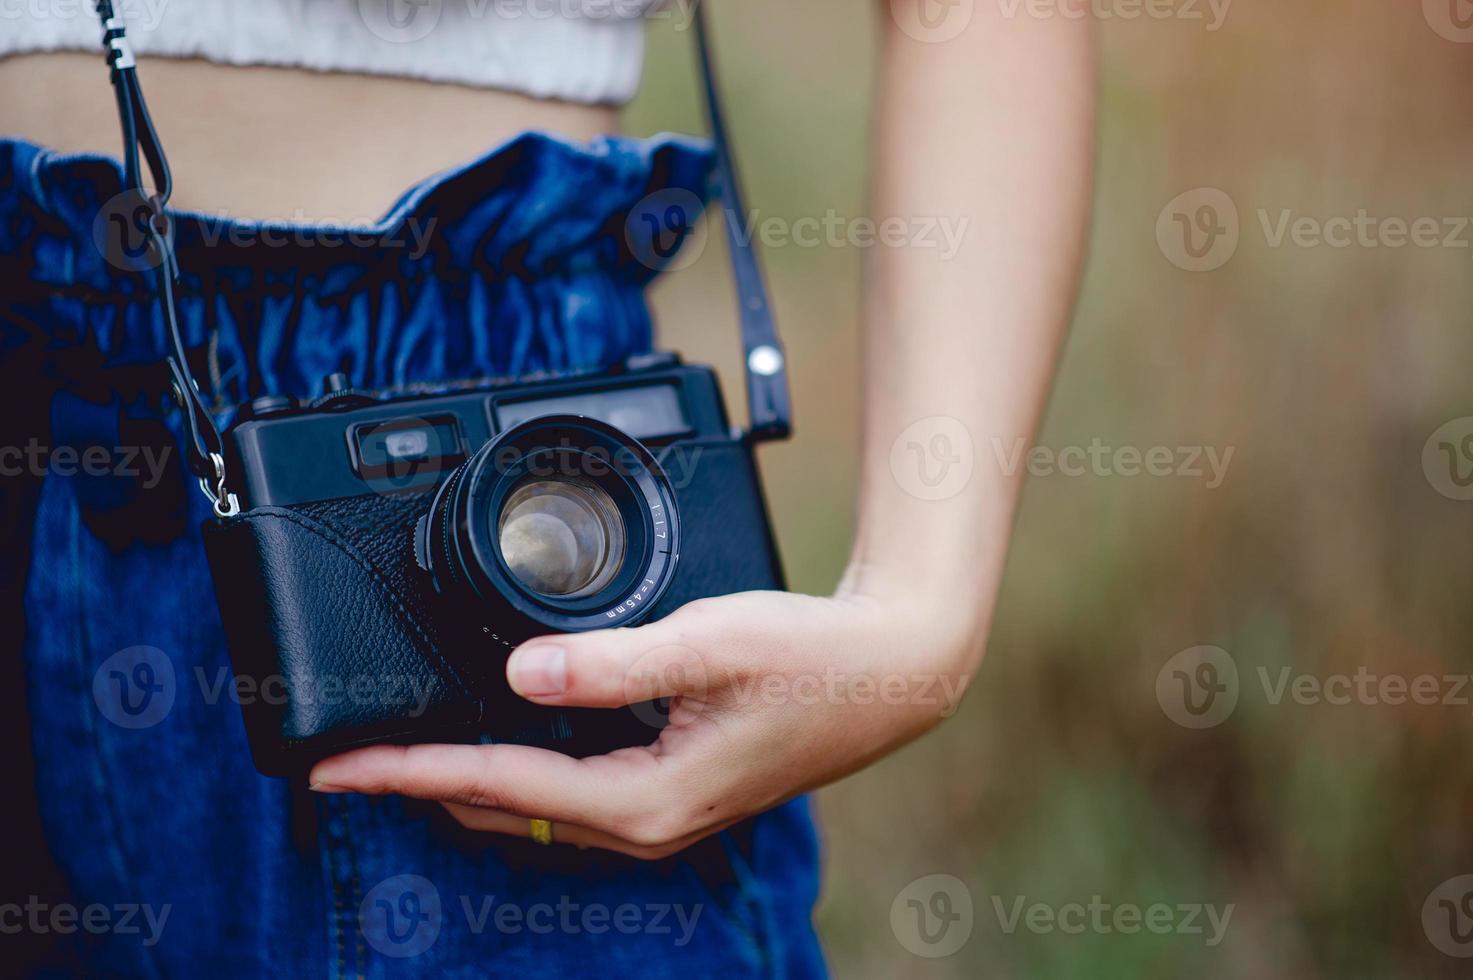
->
left=692, top=3, right=792, bottom=440
left=96, top=1, right=235, bottom=515
left=94, top=1, right=790, bottom=507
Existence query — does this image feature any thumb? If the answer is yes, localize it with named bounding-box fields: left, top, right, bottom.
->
left=505, top=611, right=712, bottom=709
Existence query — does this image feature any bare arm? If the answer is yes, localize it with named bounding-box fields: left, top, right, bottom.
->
left=844, top=1, right=1098, bottom=667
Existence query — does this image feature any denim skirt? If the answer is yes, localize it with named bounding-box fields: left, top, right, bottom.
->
left=0, top=131, right=825, bottom=978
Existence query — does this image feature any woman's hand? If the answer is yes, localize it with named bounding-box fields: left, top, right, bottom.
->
left=307, top=587, right=978, bottom=858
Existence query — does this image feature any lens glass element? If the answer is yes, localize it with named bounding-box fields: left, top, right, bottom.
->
left=496, top=477, right=626, bottom=599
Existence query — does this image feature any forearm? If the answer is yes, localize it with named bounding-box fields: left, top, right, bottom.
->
left=841, top=6, right=1097, bottom=670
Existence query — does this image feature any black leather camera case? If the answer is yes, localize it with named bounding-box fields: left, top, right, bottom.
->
left=202, top=361, right=783, bottom=776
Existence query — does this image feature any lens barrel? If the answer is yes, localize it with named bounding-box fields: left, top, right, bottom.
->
left=419, top=415, right=679, bottom=638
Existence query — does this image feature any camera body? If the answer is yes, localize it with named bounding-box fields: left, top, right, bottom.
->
left=202, top=352, right=783, bottom=776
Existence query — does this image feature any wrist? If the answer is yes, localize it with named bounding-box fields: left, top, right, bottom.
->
left=834, top=558, right=990, bottom=677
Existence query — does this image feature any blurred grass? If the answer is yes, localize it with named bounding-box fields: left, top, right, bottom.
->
left=628, top=1, right=1473, bottom=976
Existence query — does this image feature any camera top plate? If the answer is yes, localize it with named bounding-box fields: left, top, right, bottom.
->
left=222, top=353, right=735, bottom=509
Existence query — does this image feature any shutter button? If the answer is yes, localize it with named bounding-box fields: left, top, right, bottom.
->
left=240, top=394, right=299, bottom=419
left=310, top=372, right=376, bottom=411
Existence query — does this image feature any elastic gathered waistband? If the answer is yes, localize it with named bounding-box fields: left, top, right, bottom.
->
left=0, top=130, right=713, bottom=403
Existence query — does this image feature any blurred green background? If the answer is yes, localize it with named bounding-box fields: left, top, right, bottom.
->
left=628, top=2, right=1473, bottom=977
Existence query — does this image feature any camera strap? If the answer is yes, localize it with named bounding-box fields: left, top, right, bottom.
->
left=95, top=0, right=239, bottom=517
left=94, top=0, right=790, bottom=518
left=691, top=3, right=792, bottom=441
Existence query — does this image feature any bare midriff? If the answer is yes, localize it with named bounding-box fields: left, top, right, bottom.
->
left=0, top=53, right=619, bottom=221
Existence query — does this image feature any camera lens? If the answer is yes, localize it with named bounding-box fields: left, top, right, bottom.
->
left=497, top=477, right=626, bottom=598
left=418, top=415, right=679, bottom=639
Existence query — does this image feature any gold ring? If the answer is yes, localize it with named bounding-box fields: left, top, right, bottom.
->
left=529, top=818, right=553, bottom=845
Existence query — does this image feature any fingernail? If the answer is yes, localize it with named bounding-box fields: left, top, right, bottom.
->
left=308, top=781, right=351, bottom=793
left=308, top=766, right=349, bottom=792
left=509, top=644, right=566, bottom=697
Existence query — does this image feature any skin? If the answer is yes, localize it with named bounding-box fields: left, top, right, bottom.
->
left=2, top=2, right=1096, bottom=859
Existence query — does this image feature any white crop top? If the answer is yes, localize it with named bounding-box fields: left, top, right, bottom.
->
left=0, top=0, right=663, bottom=105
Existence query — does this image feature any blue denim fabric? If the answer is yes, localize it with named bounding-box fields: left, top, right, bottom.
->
left=0, top=132, right=826, bottom=978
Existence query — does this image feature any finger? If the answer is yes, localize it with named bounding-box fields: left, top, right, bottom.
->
left=309, top=741, right=683, bottom=841
left=440, top=803, right=739, bottom=861
left=506, top=603, right=722, bottom=709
